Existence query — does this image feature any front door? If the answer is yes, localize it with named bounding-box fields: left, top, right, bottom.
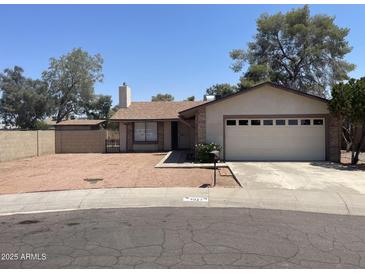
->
left=171, top=121, right=178, bottom=150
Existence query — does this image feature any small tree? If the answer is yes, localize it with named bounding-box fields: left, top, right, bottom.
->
left=151, top=93, right=174, bottom=101
left=42, top=48, right=103, bottom=122
left=206, top=83, right=237, bottom=98
left=185, top=96, right=195, bottom=101
left=329, top=77, right=365, bottom=164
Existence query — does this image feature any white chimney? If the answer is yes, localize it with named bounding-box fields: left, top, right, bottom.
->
left=119, top=83, right=131, bottom=108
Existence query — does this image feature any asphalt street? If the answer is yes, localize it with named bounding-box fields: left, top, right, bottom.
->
left=0, top=207, right=365, bottom=268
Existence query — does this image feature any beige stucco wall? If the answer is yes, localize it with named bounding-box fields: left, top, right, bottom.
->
left=0, top=130, right=55, bottom=162
left=133, top=144, right=159, bottom=151
left=178, top=121, right=194, bottom=149
left=55, top=130, right=106, bottom=153
left=205, top=85, right=329, bottom=150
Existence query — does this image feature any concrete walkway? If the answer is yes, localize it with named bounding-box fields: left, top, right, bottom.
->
left=1, top=187, right=365, bottom=217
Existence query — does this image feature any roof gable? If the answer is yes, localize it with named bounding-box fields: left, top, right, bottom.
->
left=179, top=82, right=328, bottom=115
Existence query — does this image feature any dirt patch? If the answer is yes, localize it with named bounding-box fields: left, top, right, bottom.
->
left=0, top=153, right=238, bottom=194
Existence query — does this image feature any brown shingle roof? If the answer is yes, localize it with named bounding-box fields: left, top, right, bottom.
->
left=47, top=119, right=105, bottom=126
left=111, top=101, right=205, bottom=120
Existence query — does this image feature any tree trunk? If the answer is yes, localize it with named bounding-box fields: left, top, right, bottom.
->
left=353, top=124, right=365, bottom=165
left=346, top=142, right=352, bottom=152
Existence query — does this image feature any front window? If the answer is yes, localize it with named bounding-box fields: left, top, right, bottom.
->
left=134, top=122, right=157, bottom=142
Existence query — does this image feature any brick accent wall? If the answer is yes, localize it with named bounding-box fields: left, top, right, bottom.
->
left=195, top=107, right=206, bottom=145
left=126, top=123, right=133, bottom=152
left=327, top=114, right=341, bottom=162
left=157, top=121, right=164, bottom=151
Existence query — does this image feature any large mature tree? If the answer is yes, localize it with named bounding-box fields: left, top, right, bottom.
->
left=230, top=5, right=355, bottom=97
left=83, top=94, right=112, bottom=120
left=329, top=77, right=365, bottom=164
left=205, top=83, right=237, bottom=98
left=151, top=93, right=174, bottom=101
left=42, top=48, right=103, bottom=122
left=0, top=66, right=52, bottom=129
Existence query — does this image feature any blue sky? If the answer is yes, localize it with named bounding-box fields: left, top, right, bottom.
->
left=0, top=4, right=364, bottom=104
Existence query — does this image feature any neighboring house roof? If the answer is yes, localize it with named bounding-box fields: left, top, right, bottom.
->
left=111, top=101, right=205, bottom=121
left=46, top=119, right=106, bottom=126
left=179, top=81, right=329, bottom=115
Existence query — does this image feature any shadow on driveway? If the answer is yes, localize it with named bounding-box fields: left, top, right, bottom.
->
left=310, top=161, right=365, bottom=171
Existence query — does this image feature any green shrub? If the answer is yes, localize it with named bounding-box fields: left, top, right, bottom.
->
left=195, top=143, right=222, bottom=163
left=34, top=120, right=50, bottom=130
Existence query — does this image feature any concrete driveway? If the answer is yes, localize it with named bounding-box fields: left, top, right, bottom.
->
left=228, top=162, right=365, bottom=194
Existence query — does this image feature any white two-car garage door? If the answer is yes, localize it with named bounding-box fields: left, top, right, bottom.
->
left=225, top=117, right=326, bottom=161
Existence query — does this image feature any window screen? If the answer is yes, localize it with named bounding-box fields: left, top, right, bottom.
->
left=313, top=119, right=324, bottom=125
left=145, top=122, right=157, bottom=141
left=226, top=120, right=236, bottom=126
left=276, top=119, right=286, bottom=126
left=134, top=122, right=146, bottom=142
left=251, top=120, right=261, bottom=126
left=288, top=119, right=298, bottom=125
left=239, top=120, right=248, bottom=126
left=301, top=119, right=311, bottom=125
left=263, top=120, right=273, bottom=126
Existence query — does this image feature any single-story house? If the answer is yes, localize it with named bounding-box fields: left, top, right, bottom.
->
left=111, top=82, right=341, bottom=162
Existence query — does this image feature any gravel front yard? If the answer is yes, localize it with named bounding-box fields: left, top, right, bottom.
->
left=0, top=153, right=238, bottom=194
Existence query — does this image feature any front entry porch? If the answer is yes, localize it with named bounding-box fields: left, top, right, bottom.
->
left=118, top=119, right=195, bottom=152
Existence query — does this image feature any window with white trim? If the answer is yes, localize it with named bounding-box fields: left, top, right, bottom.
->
left=226, top=120, right=236, bottom=126
left=313, top=119, right=324, bottom=125
left=251, top=120, right=261, bottom=126
left=301, top=119, right=311, bottom=125
left=134, top=122, right=158, bottom=142
left=263, top=120, right=273, bottom=126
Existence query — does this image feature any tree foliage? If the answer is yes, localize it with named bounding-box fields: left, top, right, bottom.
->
left=206, top=83, right=237, bottom=98
left=329, top=77, right=365, bottom=164
left=83, top=94, right=112, bottom=120
left=42, top=48, right=103, bottom=122
left=0, top=66, right=52, bottom=129
left=185, top=96, right=195, bottom=101
left=230, top=5, right=355, bottom=97
left=151, top=93, right=174, bottom=102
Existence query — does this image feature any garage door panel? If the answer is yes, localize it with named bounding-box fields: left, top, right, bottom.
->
left=225, top=118, right=325, bottom=161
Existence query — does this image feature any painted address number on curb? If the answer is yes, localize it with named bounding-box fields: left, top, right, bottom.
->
left=183, top=197, right=208, bottom=202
